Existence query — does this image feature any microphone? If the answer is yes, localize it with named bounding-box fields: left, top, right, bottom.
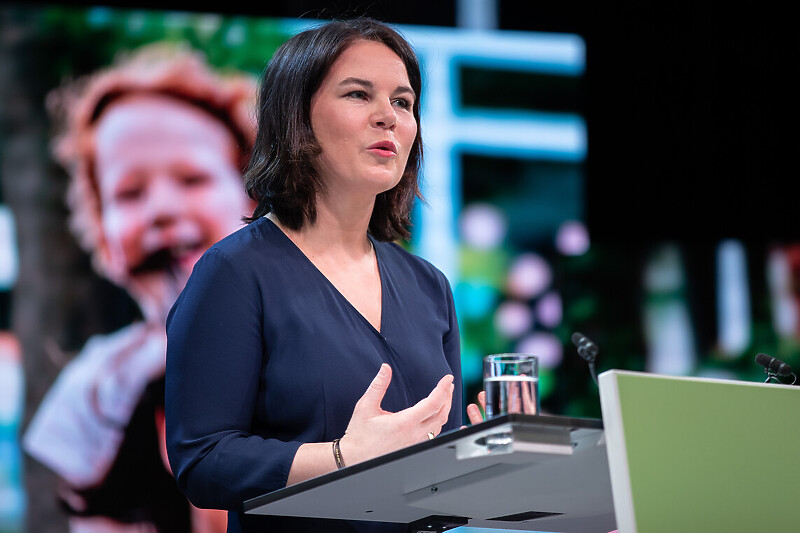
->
left=755, top=353, right=796, bottom=385
left=571, top=332, right=599, bottom=385
left=755, top=353, right=792, bottom=377
left=571, top=332, right=599, bottom=363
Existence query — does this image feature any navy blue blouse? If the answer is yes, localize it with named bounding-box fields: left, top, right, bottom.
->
left=165, top=217, right=462, bottom=532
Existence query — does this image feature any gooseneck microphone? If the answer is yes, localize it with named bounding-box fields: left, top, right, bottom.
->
left=755, top=353, right=792, bottom=376
left=571, top=332, right=599, bottom=386
left=755, top=353, right=797, bottom=384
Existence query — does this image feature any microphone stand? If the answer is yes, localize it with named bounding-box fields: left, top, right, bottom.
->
left=580, top=350, right=599, bottom=387
left=763, top=370, right=797, bottom=385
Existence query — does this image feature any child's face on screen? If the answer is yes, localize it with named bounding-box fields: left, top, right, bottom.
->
left=93, top=93, right=251, bottom=321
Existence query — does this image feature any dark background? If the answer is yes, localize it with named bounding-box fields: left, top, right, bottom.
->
left=36, top=0, right=800, bottom=243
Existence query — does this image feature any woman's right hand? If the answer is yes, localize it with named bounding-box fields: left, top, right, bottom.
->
left=338, top=364, right=454, bottom=466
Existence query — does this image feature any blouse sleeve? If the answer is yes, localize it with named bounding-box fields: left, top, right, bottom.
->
left=165, top=248, right=302, bottom=510
left=441, top=274, right=464, bottom=429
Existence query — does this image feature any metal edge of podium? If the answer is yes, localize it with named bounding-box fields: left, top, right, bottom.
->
left=243, top=414, right=603, bottom=514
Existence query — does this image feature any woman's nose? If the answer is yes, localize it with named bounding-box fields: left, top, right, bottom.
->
left=371, top=99, right=396, bottom=129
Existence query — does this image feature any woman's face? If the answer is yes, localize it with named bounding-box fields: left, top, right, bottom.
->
left=309, top=39, right=417, bottom=201
left=93, top=94, right=252, bottom=318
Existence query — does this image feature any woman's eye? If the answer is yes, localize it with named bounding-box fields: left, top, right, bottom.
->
left=393, top=98, right=411, bottom=109
left=346, top=90, right=368, bottom=100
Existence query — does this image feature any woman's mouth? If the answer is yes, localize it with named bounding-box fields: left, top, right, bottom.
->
left=367, top=141, right=397, bottom=157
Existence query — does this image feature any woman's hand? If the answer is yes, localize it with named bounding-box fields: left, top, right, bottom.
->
left=338, top=364, right=454, bottom=466
left=466, top=391, right=486, bottom=425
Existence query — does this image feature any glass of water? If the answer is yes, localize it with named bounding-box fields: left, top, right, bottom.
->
left=483, top=353, right=539, bottom=419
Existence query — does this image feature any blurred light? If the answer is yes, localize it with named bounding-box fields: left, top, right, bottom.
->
left=163, top=11, right=191, bottom=28
left=767, top=247, right=798, bottom=337
left=460, top=347, right=484, bottom=384
left=197, top=14, right=223, bottom=35
left=716, top=239, right=751, bottom=358
left=535, top=291, right=562, bottom=328
left=0, top=482, right=24, bottom=530
left=455, top=281, right=498, bottom=319
left=643, top=244, right=684, bottom=292
left=459, top=203, right=507, bottom=250
left=87, top=7, right=113, bottom=26
left=494, top=300, right=533, bottom=338
left=0, top=335, right=22, bottom=424
left=555, top=220, right=590, bottom=256
left=515, top=331, right=562, bottom=369
left=644, top=302, right=696, bottom=375
left=457, top=0, right=498, bottom=30
left=225, top=21, right=246, bottom=46
left=643, top=244, right=696, bottom=375
left=507, top=253, right=551, bottom=299
left=695, top=368, right=739, bottom=381
left=0, top=333, right=23, bottom=529
left=0, top=206, right=18, bottom=289
left=126, top=11, right=146, bottom=34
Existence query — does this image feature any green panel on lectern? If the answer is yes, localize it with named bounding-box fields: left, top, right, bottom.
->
left=615, top=372, right=800, bottom=531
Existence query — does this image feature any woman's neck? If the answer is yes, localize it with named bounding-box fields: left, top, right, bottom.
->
left=270, top=192, right=374, bottom=258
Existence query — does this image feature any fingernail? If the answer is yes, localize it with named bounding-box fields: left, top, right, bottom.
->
left=378, top=364, right=389, bottom=376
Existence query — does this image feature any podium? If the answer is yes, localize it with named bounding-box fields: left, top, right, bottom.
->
left=245, top=414, right=616, bottom=532
left=245, top=370, right=800, bottom=532
left=599, top=369, right=800, bottom=532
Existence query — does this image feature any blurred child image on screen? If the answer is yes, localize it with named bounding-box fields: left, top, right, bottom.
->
left=23, top=43, right=257, bottom=533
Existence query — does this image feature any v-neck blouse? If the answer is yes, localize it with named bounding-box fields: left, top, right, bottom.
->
left=165, top=217, right=462, bottom=533
left=276, top=220, right=385, bottom=334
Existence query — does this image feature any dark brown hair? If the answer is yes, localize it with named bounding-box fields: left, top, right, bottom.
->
left=243, top=17, right=423, bottom=241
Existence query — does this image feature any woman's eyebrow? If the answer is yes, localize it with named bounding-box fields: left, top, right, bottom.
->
left=339, top=77, right=415, bottom=98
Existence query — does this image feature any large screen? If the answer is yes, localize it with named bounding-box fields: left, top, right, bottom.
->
left=0, top=3, right=796, bottom=532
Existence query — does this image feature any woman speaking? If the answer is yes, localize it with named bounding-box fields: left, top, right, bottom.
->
left=166, top=17, right=467, bottom=533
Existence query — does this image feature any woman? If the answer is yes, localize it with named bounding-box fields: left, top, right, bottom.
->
left=24, top=43, right=254, bottom=532
left=166, top=18, right=478, bottom=533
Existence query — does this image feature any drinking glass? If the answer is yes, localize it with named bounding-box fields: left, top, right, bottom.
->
left=483, top=353, right=539, bottom=419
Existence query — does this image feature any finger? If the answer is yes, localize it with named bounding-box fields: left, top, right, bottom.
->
left=402, top=374, right=453, bottom=421
left=357, top=364, right=392, bottom=412
left=478, top=391, right=486, bottom=411
left=521, top=379, right=536, bottom=414
left=508, top=381, right=520, bottom=413
left=421, top=386, right=453, bottom=439
left=422, top=382, right=454, bottom=427
left=466, top=403, right=483, bottom=425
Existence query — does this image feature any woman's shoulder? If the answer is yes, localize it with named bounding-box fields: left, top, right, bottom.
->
left=205, top=216, right=275, bottom=258
left=196, top=217, right=295, bottom=269
left=375, top=240, right=452, bottom=289
left=187, top=217, right=308, bottom=293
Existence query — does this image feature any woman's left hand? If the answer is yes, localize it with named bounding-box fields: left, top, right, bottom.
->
left=466, top=391, right=486, bottom=425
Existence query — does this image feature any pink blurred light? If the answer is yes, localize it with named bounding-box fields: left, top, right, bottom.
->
left=555, top=220, right=590, bottom=256
left=515, top=332, right=563, bottom=369
left=536, top=292, right=562, bottom=328
left=494, top=301, right=534, bottom=338
left=459, top=203, right=507, bottom=249
left=516, top=331, right=564, bottom=368
left=507, top=253, right=551, bottom=299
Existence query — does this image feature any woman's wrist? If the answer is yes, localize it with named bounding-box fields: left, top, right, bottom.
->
left=336, top=435, right=363, bottom=469
left=332, top=438, right=346, bottom=469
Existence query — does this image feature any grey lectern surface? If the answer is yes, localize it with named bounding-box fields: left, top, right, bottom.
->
left=244, top=415, right=615, bottom=532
